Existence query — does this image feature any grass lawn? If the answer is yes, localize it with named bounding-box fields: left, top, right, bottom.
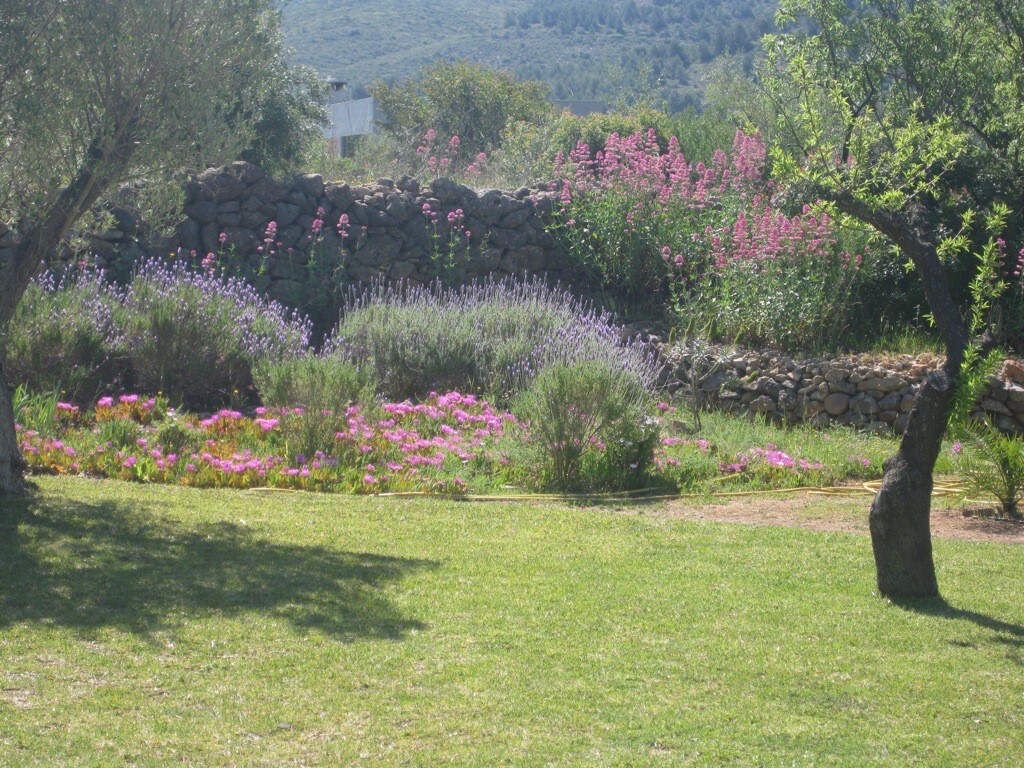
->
left=1, top=477, right=1022, bottom=766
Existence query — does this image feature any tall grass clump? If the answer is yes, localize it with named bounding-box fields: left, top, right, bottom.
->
left=120, top=260, right=312, bottom=408
left=4, top=269, right=125, bottom=401
left=328, top=277, right=660, bottom=403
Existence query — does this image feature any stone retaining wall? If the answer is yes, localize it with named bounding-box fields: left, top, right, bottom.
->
left=666, top=348, right=1024, bottom=435
left=70, top=162, right=571, bottom=312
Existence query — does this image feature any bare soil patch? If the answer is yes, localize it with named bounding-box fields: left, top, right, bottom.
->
left=631, top=493, right=1024, bottom=545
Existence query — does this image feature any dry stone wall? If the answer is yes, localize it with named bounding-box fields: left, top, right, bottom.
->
left=76, top=162, right=573, bottom=312
left=666, top=348, right=1024, bottom=435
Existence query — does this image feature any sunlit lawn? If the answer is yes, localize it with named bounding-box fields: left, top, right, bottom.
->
left=1, top=476, right=1022, bottom=766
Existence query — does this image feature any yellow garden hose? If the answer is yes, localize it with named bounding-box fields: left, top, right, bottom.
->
left=247, top=481, right=974, bottom=503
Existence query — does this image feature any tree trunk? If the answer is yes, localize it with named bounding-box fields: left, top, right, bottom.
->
left=0, top=123, right=137, bottom=496
left=0, top=347, right=26, bottom=496
left=832, top=194, right=970, bottom=600
left=868, top=358, right=959, bottom=598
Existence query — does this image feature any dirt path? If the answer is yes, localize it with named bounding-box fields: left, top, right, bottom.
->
left=629, top=493, right=1024, bottom=545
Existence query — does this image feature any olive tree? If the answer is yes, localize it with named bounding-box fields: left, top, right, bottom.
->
left=0, top=0, right=290, bottom=495
left=734, top=0, right=1024, bottom=598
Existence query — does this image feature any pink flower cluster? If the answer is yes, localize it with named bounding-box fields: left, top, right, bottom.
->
left=18, top=391, right=516, bottom=495
left=556, top=129, right=766, bottom=212
left=721, top=445, right=824, bottom=474
left=706, top=202, right=860, bottom=275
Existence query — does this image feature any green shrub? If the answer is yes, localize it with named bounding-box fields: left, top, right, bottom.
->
left=254, top=356, right=378, bottom=461
left=254, top=356, right=377, bottom=410
left=511, top=360, right=657, bottom=491
left=153, top=420, right=205, bottom=456
left=121, top=260, right=311, bottom=408
left=97, top=417, right=144, bottom=450
left=954, top=426, right=1024, bottom=520
left=4, top=271, right=125, bottom=402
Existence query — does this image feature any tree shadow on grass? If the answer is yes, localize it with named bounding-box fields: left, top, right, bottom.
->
left=0, top=492, right=436, bottom=642
left=894, top=596, right=1024, bottom=654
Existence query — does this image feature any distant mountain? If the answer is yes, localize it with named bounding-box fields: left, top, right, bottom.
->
left=283, top=0, right=778, bottom=112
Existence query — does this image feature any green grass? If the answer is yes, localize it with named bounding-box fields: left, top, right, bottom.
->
left=2, top=476, right=1022, bottom=766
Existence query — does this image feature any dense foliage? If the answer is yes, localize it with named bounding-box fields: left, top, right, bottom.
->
left=5, top=261, right=312, bottom=407
left=15, top=387, right=904, bottom=496
left=370, top=60, right=553, bottom=160
left=554, top=128, right=868, bottom=349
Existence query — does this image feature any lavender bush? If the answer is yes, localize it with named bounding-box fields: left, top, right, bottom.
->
left=121, top=259, right=312, bottom=406
left=4, top=270, right=126, bottom=401
left=328, top=277, right=661, bottom=402
left=8, top=261, right=313, bottom=408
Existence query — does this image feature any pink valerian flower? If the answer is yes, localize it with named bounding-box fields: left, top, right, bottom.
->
left=201, top=252, right=216, bottom=271
left=465, top=152, right=488, bottom=176
left=258, top=221, right=278, bottom=255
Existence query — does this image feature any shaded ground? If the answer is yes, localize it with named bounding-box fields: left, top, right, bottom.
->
left=633, top=492, right=1024, bottom=545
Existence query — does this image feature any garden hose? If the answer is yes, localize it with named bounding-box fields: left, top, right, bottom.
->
left=246, top=482, right=973, bottom=503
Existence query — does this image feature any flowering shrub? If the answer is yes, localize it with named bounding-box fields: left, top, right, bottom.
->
left=329, top=276, right=660, bottom=402
left=705, top=201, right=863, bottom=349
left=10, top=262, right=314, bottom=409
left=4, top=270, right=126, bottom=401
left=554, top=128, right=865, bottom=349
left=415, top=130, right=489, bottom=180
left=553, top=129, right=765, bottom=303
left=119, top=259, right=312, bottom=407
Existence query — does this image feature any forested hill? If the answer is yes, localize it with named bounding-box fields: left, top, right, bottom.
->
left=283, top=0, right=778, bottom=111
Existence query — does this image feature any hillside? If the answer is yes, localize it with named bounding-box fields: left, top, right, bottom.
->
left=283, top=0, right=778, bottom=112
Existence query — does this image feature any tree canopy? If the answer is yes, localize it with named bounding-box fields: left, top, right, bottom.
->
left=0, top=0, right=314, bottom=495
left=370, top=60, right=553, bottom=159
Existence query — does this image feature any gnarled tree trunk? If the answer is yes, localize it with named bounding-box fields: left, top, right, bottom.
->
left=0, top=348, right=26, bottom=495
left=0, top=127, right=135, bottom=496
left=868, top=357, right=960, bottom=598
